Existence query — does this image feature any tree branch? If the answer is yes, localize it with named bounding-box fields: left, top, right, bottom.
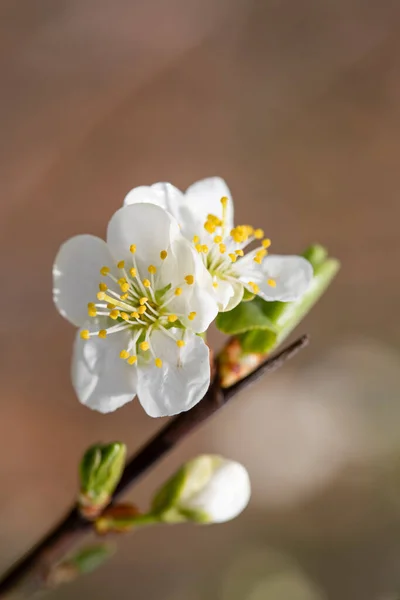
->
left=0, top=334, right=309, bottom=599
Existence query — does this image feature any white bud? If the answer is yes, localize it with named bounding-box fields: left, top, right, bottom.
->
left=152, top=455, right=251, bottom=524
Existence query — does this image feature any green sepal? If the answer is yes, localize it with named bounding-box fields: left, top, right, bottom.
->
left=216, top=297, right=278, bottom=336
left=79, top=442, right=126, bottom=512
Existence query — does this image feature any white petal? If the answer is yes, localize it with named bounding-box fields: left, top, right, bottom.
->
left=184, top=177, right=234, bottom=234
left=239, top=254, right=313, bottom=302
left=136, top=330, right=210, bottom=417
left=183, top=457, right=251, bottom=523
left=123, top=183, right=182, bottom=214
left=53, top=235, right=115, bottom=327
left=107, top=203, right=180, bottom=273
left=160, top=237, right=218, bottom=333
left=72, top=325, right=137, bottom=413
left=214, top=278, right=244, bottom=312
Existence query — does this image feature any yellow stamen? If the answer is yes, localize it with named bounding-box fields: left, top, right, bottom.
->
left=253, top=256, right=262, bottom=264
left=98, top=329, right=107, bottom=339
left=262, top=238, right=271, bottom=248
left=248, top=281, right=260, bottom=294
left=138, top=305, right=146, bottom=314
left=120, top=282, right=130, bottom=293
left=129, top=267, right=137, bottom=277
left=254, top=228, right=264, bottom=239
left=228, top=253, right=237, bottom=263
left=148, top=265, right=157, bottom=274
left=219, top=243, right=226, bottom=254
left=80, top=329, right=90, bottom=340
left=188, top=311, right=197, bottom=321
left=204, top=220, right=216, bottom=234
left=168, top=314, right=178, bottom=323
left=139, top=297, right=148, bottom=306
left=109, top=309, right=120, bottom=320
left=220, top=196, right=228, bottom=207
left=201, top=245, right=209, bottom=253
left=88, top=307, right=97, bottom=317
left=143, top=279, right=151, bottom=288
left=185, top=275, right=194, bottom=285
left=99, top=282, right=107, bottom=292
left=195, top=243, right=203, bottom=253
left=107, top=303, right=114, bottom=309
left=97, top=291, right=106, bottom=301
left=213, top=282, right=219, bottom=288
left=176, top=340, right=185, bottom=348
left=267, top=278, right=276, bottom=288
left=117, top=260, right=125, bottom=269
left=100, top=266, right=110, bottom=276
left=127, top=355, right=137, bottom=365
left=235, top=249, right=244, bottom=256
left=131, top=311, right=139, bottom=319
left=175, top=287, right=182, bottom=296
left=160, top=250, right=168, bottom=260
left=140, top=341, right=149, bottom=351
left=214, top=235, right=222, bottom=244
left=193, top=235, right=200, bottom=244
left=120, top=312, right=129, bottom=321
left=120, top=293, right=129, bottom=300
left=155, top=358, right=163, bottom=368
left=118, top=277, right=126, bottom=286
left=130, top=244, right=136, bottom=254
left=120, top=350, right=130, bottom=359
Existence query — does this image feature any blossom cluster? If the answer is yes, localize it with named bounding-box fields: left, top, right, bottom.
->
left=53, top=177, right=312, bottom=418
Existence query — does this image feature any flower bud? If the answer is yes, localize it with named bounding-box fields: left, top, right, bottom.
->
left=79, top=442, right=126, bottom=518
left=151, top=455, right=251, bottom=524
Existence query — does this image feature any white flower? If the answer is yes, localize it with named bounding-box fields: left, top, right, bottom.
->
left=124, top=177, right=313, bottom=312
left=53, top=203, right=218, bottom=417
left=175, top=455, right=251, bottom=523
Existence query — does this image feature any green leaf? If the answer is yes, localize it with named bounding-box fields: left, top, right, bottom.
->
left=216, top=297, right=277, bottom=335
left=237, top=328, right=277, bottom=353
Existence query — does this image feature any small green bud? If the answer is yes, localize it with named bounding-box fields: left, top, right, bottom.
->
left=47, top=544, right=115, bottom=586
left=151, top=455, right=251, bottom=524
left=79, top=442, right=126, bottom=518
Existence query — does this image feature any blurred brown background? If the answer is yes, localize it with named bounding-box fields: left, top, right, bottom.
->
left=1, top=1, right=400, bottom=598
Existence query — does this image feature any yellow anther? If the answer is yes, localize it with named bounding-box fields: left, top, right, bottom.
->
left=253, top=256, right=262, bottom=264
left=168, top=314, right=178, bottom=323
left=117, top=260, right=125, bottom=269
left=148, top=265, right=157, bottom=274
left=100, top=266, right=110, bottom=276
left=107, top=303, right=114, bottom=309
left=176, top=340, right=185, bottom=348
left=140, top=341, right=150, bottom=351
left=139, top=297, right=148, bottom=306
left=155, top=358, right=163, bottom=368
left=120, top=350, right=130, bottom=359
left=120, top=282, right=130, bottom=293
left=127, top=355, right=137, bottom=365
left=142, top=279, right=151, bottom=288
left=228, top=253, right=237, bottom=262
left=262, top=238, right=271, bottom=248
left=88, top=302, right=95, bottom=309
left=109, top=309, right=120, bottom=320
left=129, top=267, right=137, bottom=277
left=118, top=277, right=127, bottom=286
left=256, top=249, right=267, bottom=258
left=130, top=244, right=136, bottom=254
left=213, top=282, right=219, bottom=288
left=188, top=311, right=197, bottom=321
left=160, top=250, right=168, bottom=260
left=201, top=245, right=209, bottom=253
left=195, top=243, right=203, bottom=253
left=120, top=312, right=129, bottom=321
left=207, top=213, right=221, bottom=224
left=80, top=329, right=90, bottom=340
left=204, top=220, right=216, bottom=234
left=97, top=291, right=106, bottom=301
left=185, top=275, right=194, bottom=285
left=138, top=305, right=146, bottom=314
left=267, top=278, right=277, bottom=288
left=220, top=196, right=228, bottom=207
left=235, top=249, right=244, bottom=256
left=99, top=282, right=108, bottom=292
left=88, top=306, right=97, bottom=317
left=120, top=293, right=129, bottom=300
left=175, top=287, right=182, bottom=296
left=219, top=243, right=226, bottom=254
left=193, top=235, right=200, bottom=244
left=248, top=281, right=260, bottom=294
left=254, top=228, right=264, bottom=239
left=131, top=311, right=139, bottom=319
left=98, top=329, right=107, bottom=339
left=214, top=235, right=223, bottom=244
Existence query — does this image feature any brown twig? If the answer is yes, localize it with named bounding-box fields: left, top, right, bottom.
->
left=0, top=335, right=309, bottom=599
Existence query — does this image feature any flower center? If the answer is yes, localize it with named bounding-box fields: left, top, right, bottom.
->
left=80, top=246, right=196, bottom=368
left=191, top=197, right=275, bottom=289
